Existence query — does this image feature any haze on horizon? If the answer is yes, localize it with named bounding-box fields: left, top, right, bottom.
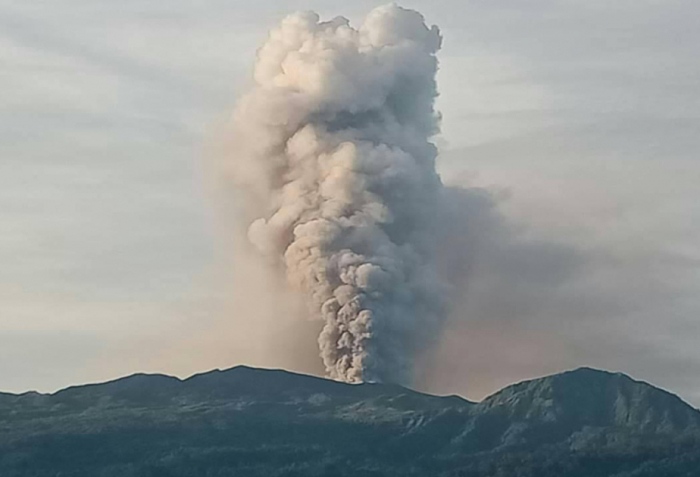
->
left=1, top=0, right=699, bottom=406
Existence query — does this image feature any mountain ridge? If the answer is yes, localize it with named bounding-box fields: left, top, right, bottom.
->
left=2, top=364, right=475, bottom=408
left=2, top=365, right=699, bottom=476
left=4, top=365, right=695, bottom=410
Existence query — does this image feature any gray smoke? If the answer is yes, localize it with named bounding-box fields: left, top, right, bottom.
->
left=228, top=4, right=449, bottom=385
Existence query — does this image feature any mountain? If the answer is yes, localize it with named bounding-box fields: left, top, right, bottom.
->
left=1, top=366, right=699, bottom=477
left=454, top=367, right=700, bottom=451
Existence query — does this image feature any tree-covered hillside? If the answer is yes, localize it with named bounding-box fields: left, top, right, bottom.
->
left=1, top=366, right=699, bottom=476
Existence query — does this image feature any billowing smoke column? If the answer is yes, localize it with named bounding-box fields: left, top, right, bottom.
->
left=230, top=5, right=446, bottom=385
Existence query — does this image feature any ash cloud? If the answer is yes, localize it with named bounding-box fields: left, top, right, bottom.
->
left=226, top=5, right=455, bottom=385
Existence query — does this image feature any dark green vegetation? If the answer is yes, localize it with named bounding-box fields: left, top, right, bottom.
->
left=2, top=366, right=699, bottom=476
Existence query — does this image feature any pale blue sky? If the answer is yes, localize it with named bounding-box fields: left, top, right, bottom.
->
left=1, top=0, right=699, bottom=404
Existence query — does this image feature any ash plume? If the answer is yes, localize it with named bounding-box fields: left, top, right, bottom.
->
left=228, top=4, right=449, bottom=385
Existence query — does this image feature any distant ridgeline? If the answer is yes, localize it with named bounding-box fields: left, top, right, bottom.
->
left=1, top=366, right=700, bottom=477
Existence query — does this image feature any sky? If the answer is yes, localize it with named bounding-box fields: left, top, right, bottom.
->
left=1, top=0, right=699, bottom=405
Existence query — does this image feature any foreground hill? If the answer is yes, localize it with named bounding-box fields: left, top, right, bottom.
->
left=1, top=366, right=699, bottom=476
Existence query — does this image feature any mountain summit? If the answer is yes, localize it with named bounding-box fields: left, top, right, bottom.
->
left=1, top=366, right=699, bottom=476
left=478, top=367, right=700, bottom=433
